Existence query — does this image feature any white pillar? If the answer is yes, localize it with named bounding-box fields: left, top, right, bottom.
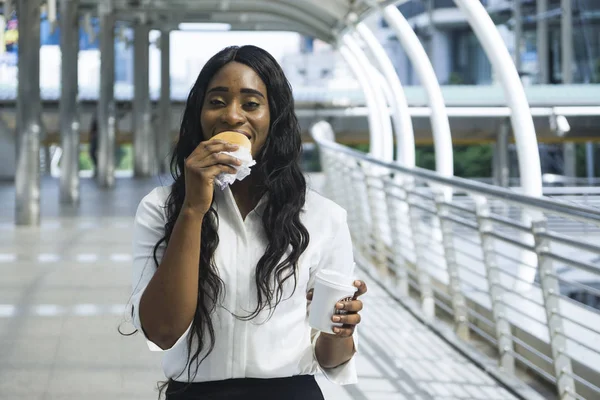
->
left=59, top=0, right=80, bottom=204
left=537, top=0, right=549, bottom=84
left=496, top=119, right=510, bottom=188
left=97, top=2, right=116, bottom=188
left=158, top=29, right=171, bottom=174
left=513, top=0, right=522, bottom=72
left=15, top=0, right=42, bottom=225
left=133, top=22, right=153, bottom=177
left=561, top=0, right=576, bottom=179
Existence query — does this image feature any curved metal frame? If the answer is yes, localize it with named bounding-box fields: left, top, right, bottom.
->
left=453, top=0, right=542, bottom=198
left=355, top=22, right=415, bottom=168
left=340, top=34, right=394, bottom=162
left=382, top=5, right=454, bottom=178
left=115, top=1, right=336, bottom=42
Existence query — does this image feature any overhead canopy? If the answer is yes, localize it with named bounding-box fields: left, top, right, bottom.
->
left=76, top=0, right=400, bottom=42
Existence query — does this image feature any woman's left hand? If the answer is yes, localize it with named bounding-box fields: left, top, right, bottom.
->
left=307, top=280, right=367, bottom=338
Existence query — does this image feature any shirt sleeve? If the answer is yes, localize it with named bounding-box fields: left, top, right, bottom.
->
left=130, top=188, right=192, bottom=352
left=308, top=209, right=359, bottom=385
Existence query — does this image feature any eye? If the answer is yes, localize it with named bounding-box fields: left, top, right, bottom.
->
left=209, top=99, right=225, bottom=106
left=245, top=102, right=260, bottom=109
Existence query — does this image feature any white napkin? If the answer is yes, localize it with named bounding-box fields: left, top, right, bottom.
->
left=214, top=147, right=256, bottom=190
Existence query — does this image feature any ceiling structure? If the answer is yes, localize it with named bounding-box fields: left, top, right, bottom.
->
left=74, top=0, right=401, bottom=42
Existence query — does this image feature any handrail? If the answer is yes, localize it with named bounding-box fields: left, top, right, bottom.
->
left=313, top=131, right=600, bottom=225
left=313, top=123, right=600, bottom=400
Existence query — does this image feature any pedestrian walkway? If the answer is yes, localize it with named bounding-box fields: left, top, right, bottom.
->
left=0, top=177, right=532, bottom=399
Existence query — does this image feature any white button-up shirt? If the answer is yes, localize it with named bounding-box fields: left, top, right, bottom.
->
left=130, top=185, right=358, bottom=385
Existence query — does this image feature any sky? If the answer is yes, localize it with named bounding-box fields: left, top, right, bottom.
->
left=149, top=30, right=303, bottom=89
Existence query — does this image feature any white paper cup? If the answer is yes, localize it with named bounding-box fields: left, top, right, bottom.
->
left=308, top=270, right=358, bottom=334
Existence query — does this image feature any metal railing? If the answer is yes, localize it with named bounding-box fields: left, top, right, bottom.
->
left=312, top=122, right=600, bottom=400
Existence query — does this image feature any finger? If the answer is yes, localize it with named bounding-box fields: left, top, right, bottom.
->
left=336, top=299, right=363, bottom=313
left=191, top=164, right=238, bottom=179
left=193, top=152, right=242, bottom=169
left=191, top=141, right=240, bottom=158
left=332, top=326, right=354, bottom=337
left=332, top=313, right=361, bottom=326
left=352, top=280, right=367, bottom=299
left=185, top=158, right=239, bottom=177
left=306, top=289, right=314, bottom=301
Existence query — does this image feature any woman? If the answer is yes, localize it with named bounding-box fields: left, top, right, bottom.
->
left=129, top=45, right=367, bottom=400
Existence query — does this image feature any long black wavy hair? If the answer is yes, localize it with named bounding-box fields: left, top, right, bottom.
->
left=155, top=45, right=309, bottom=394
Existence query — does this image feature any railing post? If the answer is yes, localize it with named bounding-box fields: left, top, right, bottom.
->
left=362, top=163, right=389, bottom=275
left=435, top=193, right=469, bottom=340
left=340, top=157, right=360, bottom=236
left=406, top=181, right=435, bottom=319
left=531, top=219, right=576, bottom=400
left=474, top=197, right=515, bottom=374
left=385, top=175, right=410, bottom=298
left=350, top=161, right=370, bottom=259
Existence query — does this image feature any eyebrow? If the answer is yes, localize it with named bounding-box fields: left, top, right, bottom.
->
left=207, top=86, right=265, bottom=99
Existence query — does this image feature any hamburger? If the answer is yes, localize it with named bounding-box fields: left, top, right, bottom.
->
left=208, top=131, right=256, bottom=189
left=209, top=131, right=251, bottom=151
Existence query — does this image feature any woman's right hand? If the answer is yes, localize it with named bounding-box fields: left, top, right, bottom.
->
left=182, top=140, right=241, bottom=216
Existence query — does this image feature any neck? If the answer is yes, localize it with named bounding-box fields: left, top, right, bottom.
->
left=230, top=176, right=262, bottom=220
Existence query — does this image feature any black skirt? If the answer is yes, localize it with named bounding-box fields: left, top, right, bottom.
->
left=165, top=375, right=325, bottom=400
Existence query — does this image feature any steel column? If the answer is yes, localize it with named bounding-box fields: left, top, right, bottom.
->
left=497, top=119, right=510, bottom=188
left=537, top=0, right=549, bottom=83
left=133, top=22, right=153, bottom=177
left=513, top=0, right=522, bottom=72
left=15, top=0, right=42, bottom=225
left=97, top=1, right=116, bottom=187
left=158, top=29, right=171, bottom=174
left=59, top=0, right=80, bottom=204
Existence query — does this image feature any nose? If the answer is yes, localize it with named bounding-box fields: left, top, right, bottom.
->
left=220, top=103, right=245, bottom=126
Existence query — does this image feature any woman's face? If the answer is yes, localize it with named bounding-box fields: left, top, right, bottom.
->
left=201, top=61, right=270, bottom=158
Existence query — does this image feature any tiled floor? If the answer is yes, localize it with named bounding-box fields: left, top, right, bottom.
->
left=0, top=176, right=522, bottom=399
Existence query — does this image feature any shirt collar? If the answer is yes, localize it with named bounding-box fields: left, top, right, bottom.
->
left=214, top=185, right=269, bottom=221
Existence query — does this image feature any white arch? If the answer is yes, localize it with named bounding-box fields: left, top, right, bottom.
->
left=453, top=0, right=542, bottom=197
left=340, top=34, right=394, bottom=162
left=382, top=5, right=453, bottom=178
left=355, top=23, right=415, bottom=168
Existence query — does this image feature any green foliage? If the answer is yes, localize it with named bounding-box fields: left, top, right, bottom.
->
left=447, top=72, right=466, bottom=85
left=454, top=144, right=493, bottom=178
left=416, top=144, right=493, bottom=178
left=347, top=143, right=370, bottom=153
left=77, top=144, right=131, bottom=171
left=416, top=146, right=436, bottom=171
left=117, top=145, right=132, bottom=170
left=79, top=145, right=93, bottom=171
left=326, top=143, right=494, bottom=178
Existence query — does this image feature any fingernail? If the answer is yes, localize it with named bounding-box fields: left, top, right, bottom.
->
left=336, top=303, right=344, bottom=309
left=333, top=328, right=340, bottom=333
left=332, top=316, right=341, bottom=322
left=354, top=280, right=361, bottom=286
